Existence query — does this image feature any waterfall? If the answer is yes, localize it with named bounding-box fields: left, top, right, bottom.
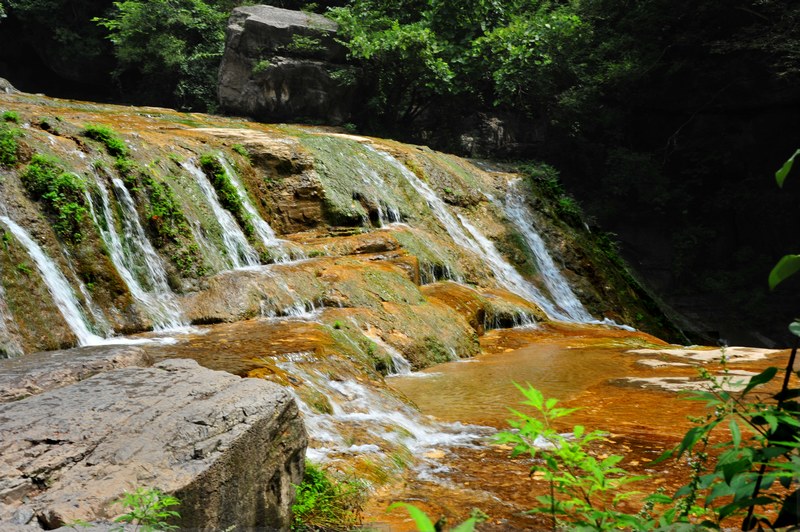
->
left=181, top=160, right=260, bottom=269
left=369, top=147, right=572, bottom=321
left=358, top=324, right=412, bottom=375
left=217, top=157, right=290, bottom=261
left=502, top=178, right=592, bottom=322
left=0, top=215, right=105, bottom=346
left=85, top=175, right=186, bottom=329
left=351, top=156, right=402, bottom=226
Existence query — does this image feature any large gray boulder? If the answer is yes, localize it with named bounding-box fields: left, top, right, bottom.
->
left=0, top=358, right=306, bottom=530
left=0, top=345, right=152, bottom=403
left=218, top=5, right=358, bottom=125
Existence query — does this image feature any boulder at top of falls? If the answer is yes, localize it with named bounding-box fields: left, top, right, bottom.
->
left=0, top=358, right=306, bottom=530
left=218, top=5, right=358, bottom=125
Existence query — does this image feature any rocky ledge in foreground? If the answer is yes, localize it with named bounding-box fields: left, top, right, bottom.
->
left=0, top=358, right=307, bottom=530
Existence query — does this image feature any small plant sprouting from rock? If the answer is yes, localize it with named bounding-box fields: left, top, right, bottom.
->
left=252, top=59, right=272, bottom=75
left=285, top=34, right=325, bottom=55
left=113, top=487, right=180, bottom=531
left=2, top=110, right=19, bottom=123
left=292, top=462, right=366, bottom=530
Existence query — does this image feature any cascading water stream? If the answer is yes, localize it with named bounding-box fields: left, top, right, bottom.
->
left=368, top=146, right=572, bottom=321
left=275, top=355, right=489, bottom=464
left=502, top=178, right=593, bottom=322
left=217, top=157, right=291, bottom=261
left=0, top=215, right=105, bottom=345
left=85, top=175, right=186, bottom=329
left=181, top=160, right=259, bottom=269
left=351, top=156, right=402, bottom=226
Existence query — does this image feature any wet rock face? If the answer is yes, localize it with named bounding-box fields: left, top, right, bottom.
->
left=0, top=359, right=306, bottom=530
left=218, top=5, right=358, bottom=125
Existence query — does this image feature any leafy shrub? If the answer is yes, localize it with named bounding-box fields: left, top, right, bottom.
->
left=21, top=154, right=88, bottom=243
left=292, top=462, right=366, bottom=530
left=82, top=124, right=129, bottom=157
left=497, top=383, right=653, bottom=530
left=113, top=487, right=180, bottom=531
left=0, top=124, right=21, bottom=166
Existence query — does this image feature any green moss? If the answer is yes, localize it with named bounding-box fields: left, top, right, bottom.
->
left=198, top=154, right=253, bottom=237
left=21, top=154, right=88, bottom=243
left=0, top=124, right=22, bottom=167
left=82, top=124, right=129, bottom=158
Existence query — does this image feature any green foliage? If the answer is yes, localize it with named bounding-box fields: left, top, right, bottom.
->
left=143, top=176, right=188, bottom=246
left=21, top=154, right=88, bottom=243
left=497, top=383, right=653, bottom=530
left=518, top=162, right=584, bottom=226
left=113, top=487, right=180, bottom=531
left=388, top=503, right=483, bottom=532
left=285, top=34, right=325, bottom=55
left=82, top=124, right=129, bottom=157
left=199, top=154, right=253, bottom=237
left=252, top=59, right=272, bottom=75
left=15, top=262, right=32, bottom=275
left=770, top=149, right=800, bottom=290
left=660, top=354, right=800, bottom=529
left=94, top=0, right=229, bottom=111
left=2, top=111, right=19, bottom=123
left=231, top=143, right=249, bottom=158
left=292, top=462, right=366, bottom=530
left=0, top=124, right=22, bottom=167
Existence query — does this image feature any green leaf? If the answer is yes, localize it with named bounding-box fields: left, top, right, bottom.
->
left=790, top=320, right=800, bottom=338
left=729, top=419, right=741, bottom=448
left=388, top=503, right=436, bottom=531
left=769, top=255, right=800, bottom=290
left=776, top=149, right=800, bottom=187
left=743, top=366, right=778, bottom=394
left=450, top=517, right=478, bottom=532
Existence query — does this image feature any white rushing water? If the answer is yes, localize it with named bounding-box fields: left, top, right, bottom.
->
left=0, top=215, right=105, bottom=345
left=358, top=324, right=412, bottom=375
left=502, top=178, right=592, bottom=322
left=352, top=155, right=402, bottom=226
left=276, top=357, right=490, bottom=464
left=181, top=160, right=259, bottom=269
left=86, top=176, right=186, bottom=329
left=218, top=157, right=290, bottom=261
left=370, top=147, right=575, bottom=321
